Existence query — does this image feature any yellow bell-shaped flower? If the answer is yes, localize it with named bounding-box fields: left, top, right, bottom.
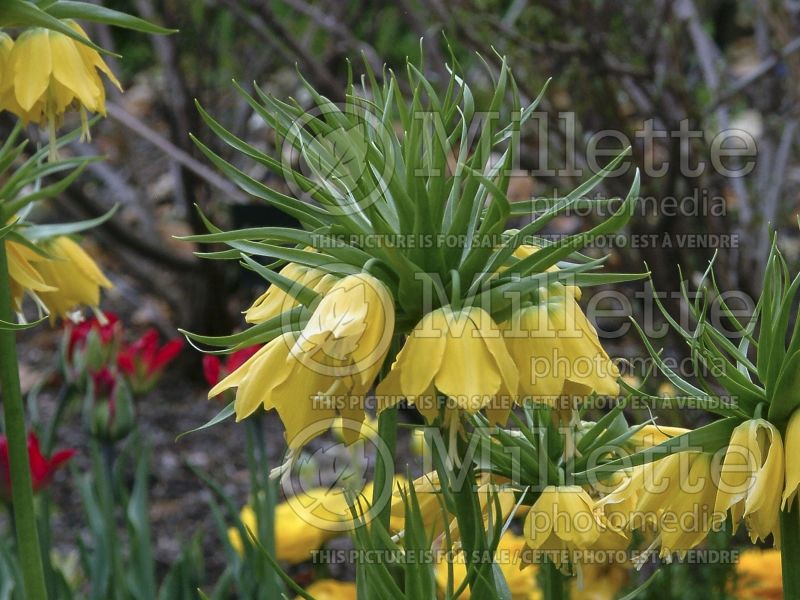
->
left=714, top=418, right=784, bottom=544
left=377, top=305, right=519, bottom=425
left=228, top=488, right=343, bottom=564
left=211, top=274, right=393, bottom=447
left=209, top=332, right=351, bottom=447
left=291, top=272, right=394, bottom=387
left=523, top=485, right=603, bottom=570
left=0, top=23, right=121, bottom=136
left=5, top=240, right=56, bottom=310
left=632, top=451, right=720, bottom=558
left=35, top=236, right=112, bottom=320
left=503, top=284, right=619, bottom=406
left=244, top=262, right=337, bottom=324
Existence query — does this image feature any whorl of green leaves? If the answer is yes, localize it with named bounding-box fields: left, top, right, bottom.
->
left=183, top=56, right=642, bottom=352
left=627, top=239, right=800, bottom=426
left=547, top=238, right=800, bottom=487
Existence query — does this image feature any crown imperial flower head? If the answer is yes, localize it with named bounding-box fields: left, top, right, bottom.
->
left=0, top=23, right=121, bottom=140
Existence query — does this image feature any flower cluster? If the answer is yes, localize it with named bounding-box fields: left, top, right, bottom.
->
left=0, top=23, right=120, bottom=141
left=185, top=56, right=800, bottom=598
left=64, top=314, right=183, bottom=441
left=7, top=235, right=112, bottom=322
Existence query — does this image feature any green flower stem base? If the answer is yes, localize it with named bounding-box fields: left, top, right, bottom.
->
left=371, top=406, right=398, bottom=532
left=542, top=559, right=566, bottom=600
left=780, top=504, right=800, bottom=598
left=450, top=465, right=498, bottom=598
left=0, top=242, right=48, bottom=600
left=430, top=428, right=499, bottom=598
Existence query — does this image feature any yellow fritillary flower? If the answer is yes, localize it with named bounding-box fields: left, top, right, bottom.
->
left=522, top=485, right=603, bottom=570
left=377, top=306, right=519, bottom=426
left=633, top=452, right=721, bottom=558
left=211, top=273, right=394, bottom=448
left=228, top=491, right=337, bottom=565
left=503, top=283, right=619, bottom=405
left=35, top=236, right=112, bottom=321
left=0, top=23, right=121, bottom=142
left=714, top=419, right=784, bottom=544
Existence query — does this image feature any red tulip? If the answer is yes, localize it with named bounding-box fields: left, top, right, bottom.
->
left=88, top=368, right=135, bottom=442
left=66, top=313, right=120, bottom=359
left=63, top=313, right=121, bottom=379
left=0, top=432, right=75, bottom=502
left=118, top=328, right=183, bottom=394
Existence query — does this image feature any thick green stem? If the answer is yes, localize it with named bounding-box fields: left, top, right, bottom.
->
left=780, top=504, right=800, bottom=599
left=246, top=416, right=282, bottom=595
left=450, top=465, right=498, bottom=598
left=0, top=242, right=48, bottom=599
left=542, top=559, right=566, bottom=600
left=431, top=427, right=498, bottom=598
left=371, top=406, right=397, bottom=532
left=96, top=441, right=124, bottom=598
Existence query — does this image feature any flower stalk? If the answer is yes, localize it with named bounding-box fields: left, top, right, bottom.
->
left=370, top=405, right=398, bottom=534
left=542, top=560, right=565, bottom=600
left=0, top=242, right=48, bottom=600
left=780, top=504, right=800, bottom=598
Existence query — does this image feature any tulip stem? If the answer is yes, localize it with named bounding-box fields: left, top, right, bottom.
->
left=780, top=504, right=800, bottom=599
left=0, top=243, right=48, bottom=600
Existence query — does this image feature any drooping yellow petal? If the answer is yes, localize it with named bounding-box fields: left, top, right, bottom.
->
left=207, top=342, right=274, bottom=400
left=293, top=272, right=393, bottom=386
left=392, top=309, right=448, bottom=398
left=270, top=361, right=340, bottom=448
left=715, top=419, right=784, bottom=543
left=35, top=236, right=112, bottom=319
left=69, top=22, right=123, bottom=92
left=234, top=333, right=296, bottom=419
left=49, top=31, right=101, bottom=112
left=743, top=420, right=783, bottom=543
left=6, top=241, right=55, bottom=293
left=54, top=237, right=112, bottom=288
left=659, top=453, right=719, bottom=558
left=12, top=29, right=52, bottom=111
left=436, top=309, right=500, bottom=412
left=504, top=302, right=566, bottom=401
